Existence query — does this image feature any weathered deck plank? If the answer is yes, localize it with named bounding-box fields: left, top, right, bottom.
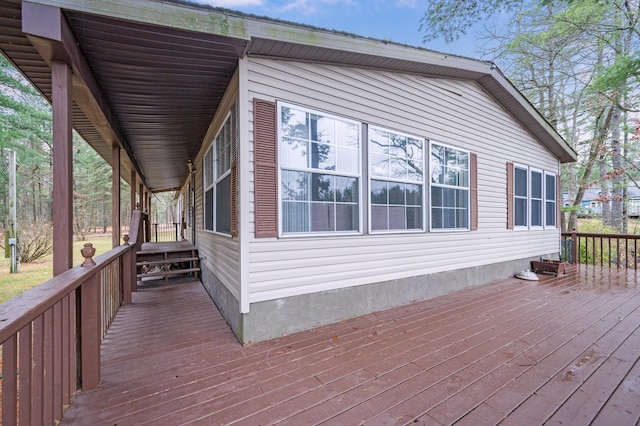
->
left=60, top=267, right=640, bottom=425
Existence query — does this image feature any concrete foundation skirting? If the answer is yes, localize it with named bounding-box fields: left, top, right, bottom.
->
left=201, top=256, right=544, bottom=345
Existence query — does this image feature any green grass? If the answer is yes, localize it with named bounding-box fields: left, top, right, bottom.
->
left=0, top=235, right=114, bottom=304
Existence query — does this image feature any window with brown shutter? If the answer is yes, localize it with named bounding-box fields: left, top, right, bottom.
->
left=507, top=162, right=514, bottom=229
left=253, top=99, right=278, bottom=238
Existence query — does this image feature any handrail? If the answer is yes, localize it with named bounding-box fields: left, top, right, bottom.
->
left=561, top=230, right=640, bottom=269
left=0, top=212, right=142, bottom=424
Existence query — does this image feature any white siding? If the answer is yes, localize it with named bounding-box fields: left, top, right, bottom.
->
left=245, top=58, right=560, bottom=303
left=190, top=72, right=241, bottom=301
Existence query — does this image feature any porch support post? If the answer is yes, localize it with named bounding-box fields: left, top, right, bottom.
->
left=138, top=183, right=143, bottom=210
left=51, top=60, right=73, bottom=276
left=112, top=145, right=121, bottom=248
left=130, top=171, right=136, bottom=214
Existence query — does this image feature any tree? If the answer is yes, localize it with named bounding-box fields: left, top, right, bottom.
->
left=422, top=0, right=640, bottom=232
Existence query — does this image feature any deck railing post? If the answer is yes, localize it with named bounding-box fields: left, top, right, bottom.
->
left=80, top=271, right=101, bottom=390
left=122, top=235, right=132, bottom=304
left=571, top=228, right=578, bottom=265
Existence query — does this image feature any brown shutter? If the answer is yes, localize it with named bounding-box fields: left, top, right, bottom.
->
left=230, top=101, right=238, bottom=237
left=507, top=162, right=514, bottom=229
left=253, top=98, right=278, bottom=238
left=556, top=173, right=561, bottom=229
left=470, top=153, right=478, bottom=231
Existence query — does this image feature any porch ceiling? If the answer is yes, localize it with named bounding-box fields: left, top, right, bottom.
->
left=0, top=1, right=247, bottom=192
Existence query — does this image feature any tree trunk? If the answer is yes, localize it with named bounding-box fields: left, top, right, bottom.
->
left=599, top=149, right=611, bottom=226
left=610, top=106, right=623, bottom=231
left=567, top=106, right=614, bottom=231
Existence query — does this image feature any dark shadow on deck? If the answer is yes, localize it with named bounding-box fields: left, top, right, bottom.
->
left=61, top=266, right=640, bottom=425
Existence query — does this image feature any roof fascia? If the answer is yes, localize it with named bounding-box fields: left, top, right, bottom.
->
left=477, top=72, right=578, bottom=163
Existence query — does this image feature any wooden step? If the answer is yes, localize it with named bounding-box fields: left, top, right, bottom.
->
left=137, top=249, right=196, bottom=256
left=137, top=268, right=201, bottom=279
left=136, top=257, right=199, bottom=267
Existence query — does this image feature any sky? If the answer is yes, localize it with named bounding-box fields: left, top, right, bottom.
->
left=186, top=0, right=487, bottom=58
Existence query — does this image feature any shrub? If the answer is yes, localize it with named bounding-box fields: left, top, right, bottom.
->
left=19, top=222, right=54, bottom=263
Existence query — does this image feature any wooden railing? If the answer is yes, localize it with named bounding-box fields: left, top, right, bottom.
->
left=561, top=230, right=640, bottom=269
left=0, top=210, right=144, bottom=424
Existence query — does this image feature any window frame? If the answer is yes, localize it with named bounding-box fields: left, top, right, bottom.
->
left=544, top=172, right=557, bottom=228
left=203, top=111, right=233, bottom=237
left=202, top=144, right=214, bottom=232
left=429, top=141, right=471, bottom=232
left=513, top=163, right=529, bottom=229
left=368, top=125, right=426, bottom=234
left=529, top=167, right=544, bottom=229
left=277, top=102, right=362, bottom=237
left=214, top=112, right=233, bottom=236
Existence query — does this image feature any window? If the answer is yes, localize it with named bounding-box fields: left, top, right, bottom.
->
left=369, top=126, right=424, bottom=231
left=279, top=103, right=360, bottom=234
left=215, top=116, right=233, bottom=234
left=514, top=165, right=528, bottom=227
left=203, top=112, right=235, bottom=235
left=203, top=148, right=214, bottom=231
left=545, top=173, right=557, bottom=227
left=430, top=143, right=469, bottom=230
left=509, top=164, right=558, bottom=230
left=530, top=169, right=543, bottom=227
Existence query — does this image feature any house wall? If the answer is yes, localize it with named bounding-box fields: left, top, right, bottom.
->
left=185, top=71, right=242, bottom=312
left=235, top=58, right=562, bottom=343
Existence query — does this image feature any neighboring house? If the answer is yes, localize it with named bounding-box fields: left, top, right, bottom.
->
left=1, top=0, right=576, bottom=344
left=565, top=184, right=640, bottom=218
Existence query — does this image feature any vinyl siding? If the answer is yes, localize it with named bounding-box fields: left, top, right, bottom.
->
left=245, top=58, right=560, bottom=303
left=190, top=71, right=241, bottom=301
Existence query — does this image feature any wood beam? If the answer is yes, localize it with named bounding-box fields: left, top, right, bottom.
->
left=52, top=60, right=73, bottom=276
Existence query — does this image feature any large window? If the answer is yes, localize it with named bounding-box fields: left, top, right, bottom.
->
left=514, top=165, right=528, bottom=227
left=545, top=173, right=557, bottom=227
left=203, top=112, right=234, bottom=235
left=430, top=143, right=469, bottom=230
left=369, top=126, right=424, bottom=231
left=530, top=169, right=543, bottom=227
left=279, top=103, right=360, bottom=235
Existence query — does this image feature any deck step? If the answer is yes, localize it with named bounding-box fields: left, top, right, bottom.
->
left=136, top=257, right=199, bottom=267
left=136, top=242, right=200, bottom=284
left=137, top=268, right=201, bottom=279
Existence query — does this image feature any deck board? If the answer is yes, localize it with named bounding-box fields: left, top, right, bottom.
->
left=60, top=266, right=640, bottom=425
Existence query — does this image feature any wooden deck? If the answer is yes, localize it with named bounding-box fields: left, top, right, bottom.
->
left=60, top=266, right=640, bottom=425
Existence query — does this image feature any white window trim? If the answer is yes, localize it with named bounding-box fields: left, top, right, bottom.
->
left=544, top=171, right=557, bottom=229
left=368, top=125, right=426, bottom=234
left=513, top=163, right=529, bottom=230
left=277, top=102, right=363, bottom=238
left=213, top=112, right=233, bottom=238
left=429, top=141, right=471, bottom=233
left=529, top=167, right=544, bottom=229
left=203, top=144, right=215, bottom=233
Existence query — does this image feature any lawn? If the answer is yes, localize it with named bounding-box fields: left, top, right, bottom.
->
left=0, top=235, right=114, bottom=304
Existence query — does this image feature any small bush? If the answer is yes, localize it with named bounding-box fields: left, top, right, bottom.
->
left=19, top=222, right=54, bottom=263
